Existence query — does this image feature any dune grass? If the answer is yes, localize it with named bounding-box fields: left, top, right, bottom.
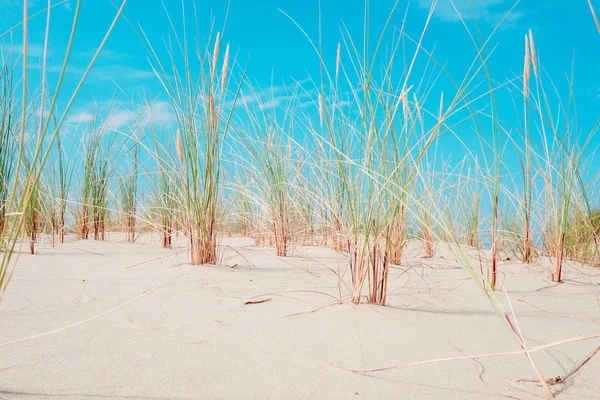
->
left=0, top=0, right=594, bottom=304
left=140, top=5, right=246, bottom=265
left=0, top=58, right=17, bottom=241
left=0, top=0, right=128, bottom=302
left=0, top=2, right=599, bottom=397
left=118, top=127, right=142, bottom=242
left=234, top=85, right=301, bottom=256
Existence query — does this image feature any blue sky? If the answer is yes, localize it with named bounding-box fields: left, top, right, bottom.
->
left=1, top=0, right=599, bottom=175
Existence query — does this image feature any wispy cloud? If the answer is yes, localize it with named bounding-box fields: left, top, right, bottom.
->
left=141, top=100, right=176, bottom=125
left=418, top=0, right=523, bottom=23
left=77, top=48, right=134, bottom=62
left=67, top=99, right=176, bottom=130
left=259, top=99, right=282, bottom=110
left=43, top=62, right=155, bottom=83
left=234, top=78, right=313, bottom=111
left=105, top=110, right=134, bottom=130
left=66, top=112, right=94, bottom=124
left=6, top=43, right=47, bottom=59
left=95, top=64, right=156, bottom=80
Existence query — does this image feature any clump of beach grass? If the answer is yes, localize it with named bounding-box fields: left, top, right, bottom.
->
left=141, top=8, right=245, bottom=264
left=118, top=128, right=142, bottom=242
left=78, top=110, right=120, bottom=241
left=147, top=120, right=178, bottom=249
left=234, top=84, right=301, bottom=257
left=283, top=0, right=471, bottom=305
left=0, top=58, right=17, bottom=239
left=0, top=0, right=128, bottom=302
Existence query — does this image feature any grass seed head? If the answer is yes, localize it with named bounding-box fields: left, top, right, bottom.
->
left=336, top=43, right=341, bottom=83
left=176, top=129, right=183, bottom=164
left=213, top=32, right=221, bottom=74
left=221, top=43, right=230, bottom=93
left=209, top=92, right=215, bottom=126
left=528, top=29, right=538, bottom=78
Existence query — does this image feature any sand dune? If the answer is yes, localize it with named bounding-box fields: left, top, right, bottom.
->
left=1, top=234, right=599, bottom=399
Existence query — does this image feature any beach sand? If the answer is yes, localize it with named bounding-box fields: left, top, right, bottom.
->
left=1, top=234, right=599, bottom=399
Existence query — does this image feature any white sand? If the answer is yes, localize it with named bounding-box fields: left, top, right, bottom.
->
left=1, top=234, right=599, bottom=399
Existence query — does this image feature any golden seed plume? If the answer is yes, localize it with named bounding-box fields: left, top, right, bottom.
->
left=221, top=43, right=230, bottom=93
left=209, top=92, right=215, bottom=126
left=528, top=29, right=538, bottom=78
left=524, top=34, right=530, bottom=98
left=176, top=130, right=183, bottom=164
left=335, top=43, right=341, bottom=83
left=213, top=32, right=221, bottom=74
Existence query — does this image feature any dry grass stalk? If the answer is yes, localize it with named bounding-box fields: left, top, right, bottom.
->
left=528, top=29, right=537, bottom=78
left=209, top=92, right=215, bottom=127
left=552, top=232, right=566, bottom=282
left=273, top=215, right=287, bottom=256
left=490, top=195, right=499, bottom=290
left=335, top=43, right=341, bottom=83
left=423, top=225, right=435, bottom=258
left=368, top=241, right=388, bottom=305
left=388, top=205, right=406, bottom=265
left=212, top=32, right=220, bottom=74
left=348, top=238, right=366, bottom=304
left=221, top=43, right=229, bottom=93
left=522, top=32, right=533, bottom=264
left=176, top=130, right=183, bottom=164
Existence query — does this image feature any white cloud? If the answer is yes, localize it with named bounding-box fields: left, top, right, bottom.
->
left=238, top=94, right=257, bottom=106
left=7, top=43, right=46, bottom=58
left=66, top=99, right=176, bottom=131
left=417, top=0, right=522, bottom=23
left=93, top=65, right=156, bottom=80
left=67, top=112, right=94, bottom=124
left=259, top=99, right=281, bottom=110
left=105, top=110, right=134, bottom=130
left=141, top=100, right=176, bottom=125
left=43, top=63, right=155, bottom=82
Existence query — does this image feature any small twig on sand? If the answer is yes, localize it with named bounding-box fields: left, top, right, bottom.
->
left=244, top=298, right=272, bottom=305
left=516, top=345, right=600, bottom=386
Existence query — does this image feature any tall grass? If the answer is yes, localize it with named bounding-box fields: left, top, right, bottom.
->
left=22, top=151, right=41, bottom=254
left=0, top=3, right=597, bottom=394
left=520, top=31, right=535, bottom=264
left=78, top=112, right=120, bottom=241
left=141, top=7, right=245, bottom=264
left=52, top=125, right=75, bottom=244
left=284, top=0, right=486, bottom=305
left=0, top=0, right=128, bottom=303
left=459, top=159, right=482, bottom=248
left=119, top=130, right=141, bottom=242
left=236, top=87, right=300, bottom=256
left=525, top=59, right=596, bottom=282
left=0, top=59, right=17, bottom=239
left=147, top=116, right=178, bottom=249
left=231, top=171, right=256, bottom=238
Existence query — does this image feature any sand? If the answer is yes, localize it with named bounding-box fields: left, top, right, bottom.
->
left=1, top=234, right=599, bottom=399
